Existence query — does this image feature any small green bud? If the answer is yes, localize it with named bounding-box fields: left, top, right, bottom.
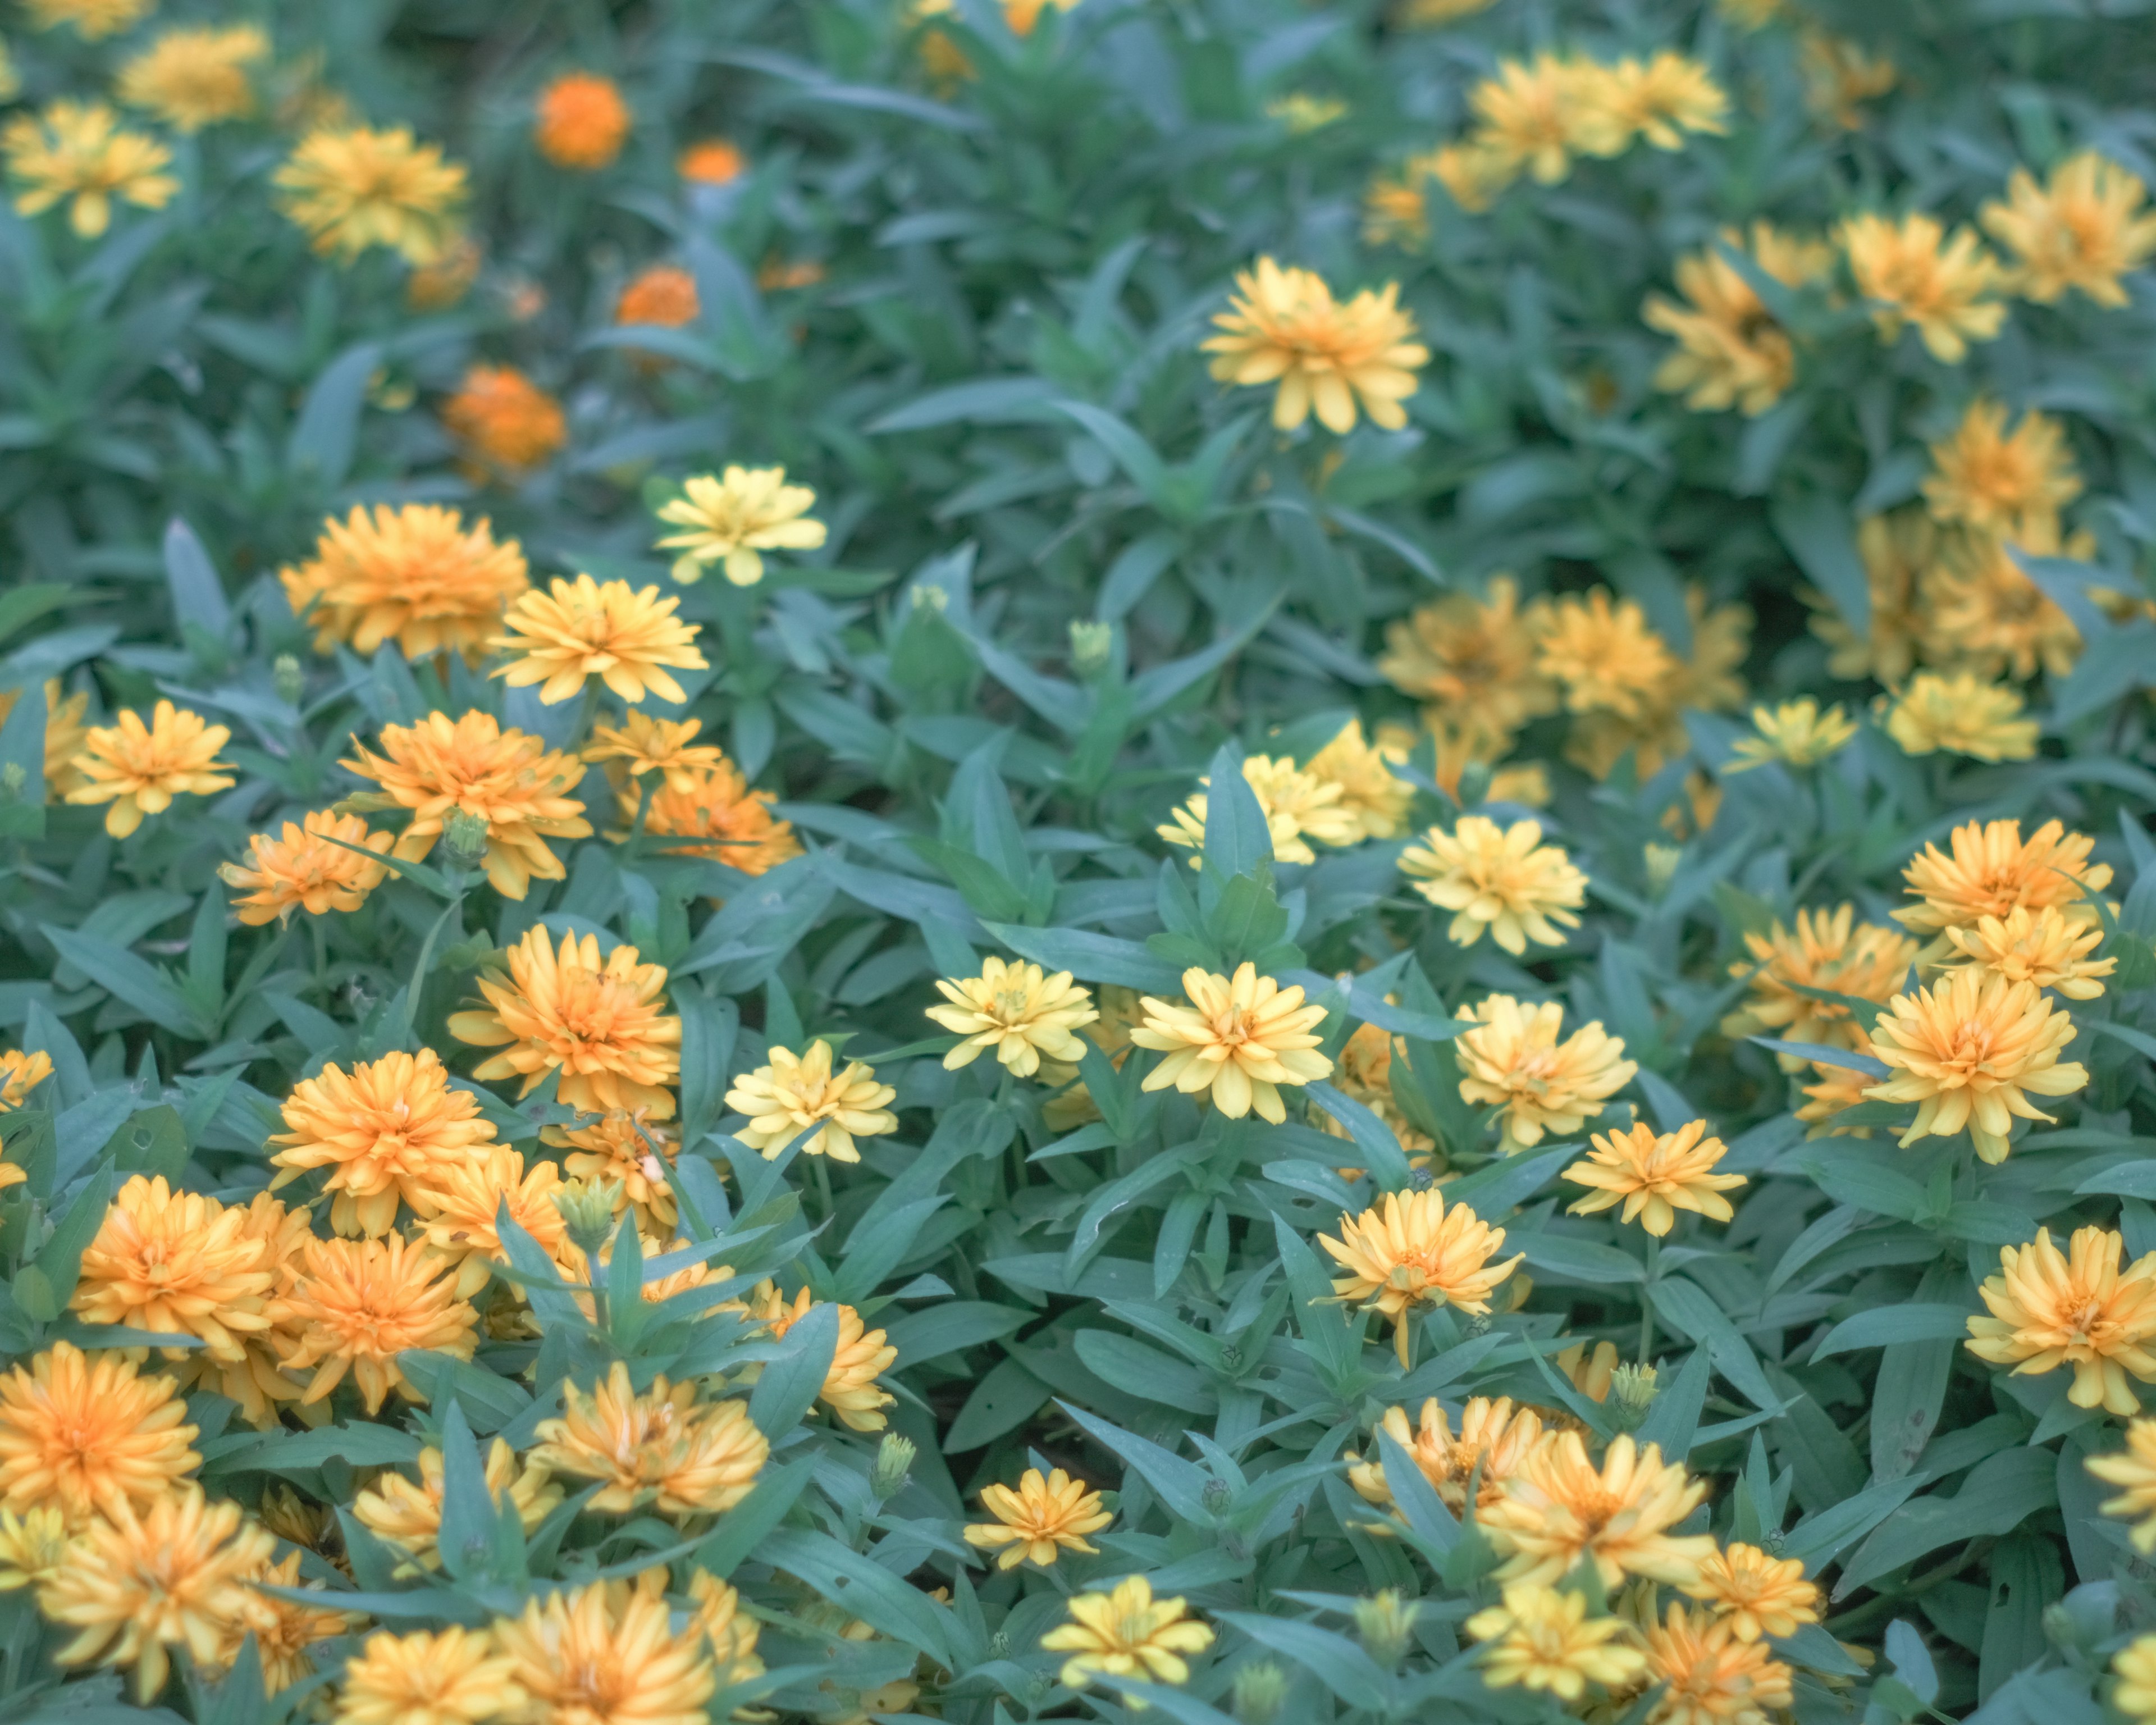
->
left=552, top=1178, right=622, bottom=1261
left=273, top=653, right=305, bottom=706
left=1610, top=1361, right=1660, bottom=1431
left=1354, top=1589, right=1419, bottom=1668
left=1642, top=842, right=1683, bottom=896
left=871, top=1433, right=917, bottom=1501
left=912, top=583, right=948, bottom=613
left=1068, top=619, right=1112, bottom=678
left=1202, top=1477, right=1231, bottom=1513
left=441, top=807, right=491, bottom=872
left=1231, top=1660, right=1289, bottom=1724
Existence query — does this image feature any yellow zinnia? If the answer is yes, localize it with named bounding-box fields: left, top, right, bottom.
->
left=1482, top=1432, right=1715, bottom=1588
left=65, top=700, right=232, bottom=837
left=489, top=573, right=707, bottom=705
left=115, top=25, right=268, bottom=131
left=724, top=1040, right=897, bottom=1162
left=1981, top=150, right=2156, bottom=308
left=280, top=504, right=529, bottom=662
left=2, top=99, right=176, bottom=237
left=1839, top=209, right=2007, bottom=363
left=1319, top=1187, right=1520, bottom=1365
left=274, top=125, right=467, bottom=266
left=1455, top=994, right=1637, bottom=1151
left=927, top=956, right=1097, bottom=1075
left=1400, top=815, right=1586, bottom=954
left=1203, top=257, right=1428, bottom=433
left=963, top=1467, right=1112, bottom=1569
left=1883, top=670, right=2039, bottom=761
left=1466, top=1583, right=1646, bottom=1700
left=1128, top=962, right=1332, bottom=1124
left=1042, top=1576, right=1214, bottom=1695
left=1564, top=1119, right=1747, bottom=1236
left=1968, top=1225, right=2156, bottom=1415
left=655, top=466, right=828, bottom=586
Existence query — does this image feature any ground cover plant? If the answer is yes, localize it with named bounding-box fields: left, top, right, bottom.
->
left=0, top=0, right=2153, bottom=1720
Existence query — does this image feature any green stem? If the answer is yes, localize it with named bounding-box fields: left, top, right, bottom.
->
left=1638, top=1238, right=1660, bottom=1363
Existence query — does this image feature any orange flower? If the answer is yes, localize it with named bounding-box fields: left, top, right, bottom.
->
left=493, top=1579, right=715, bottom=1725
left=1720, top=905, right=1917, bottom=1066
left=1346, top=1395, right=1550, bottom=1514
left=1564, top=1119, right=1747, bottom=1236
left=64, top=700, right=233, bottom=837
left=1319, top=1188, right=1521, bottom=1365
left=533, top=72, right=631, bottom=171
left=527, top=1362, right=767, bottom=1516
left=1967, top=1225, right=2156, bottom=1415
left=678, top=139, right=745, bottom=184
left=544, top=1110, right=679, bottom=1231
left=1641, top=1603, right=1793, bottom=1725
left=1682, top=1543, right=1820, bottom=1642
left=586, top=711, right=724, bottom=792
left=351, top=1439, right=560, bottom=1573
left=271, top=1047, right=497, bottom=1236
left=413, top=1144, right=570, bottom=1299
left=273, top=1234, right=477, bottom=1413
left=441, top=364, right=567, bottom=478
left=634, top=760, right=805, bottom=879
left=278, top=504, right=529, bottom=661
left=71, top=1176, right=275, bottom=1363
left=219, top=809, right=392, bottom=925
left=489, top=574, right=706, bottom=706
left=1482, top=1432, right=1715, bottom=1588
left=0, top=1342, right=198, bottom=1525
left=965, top=1467, right=1112, bottom=1569
left=616, top=263, right=699, bottom=329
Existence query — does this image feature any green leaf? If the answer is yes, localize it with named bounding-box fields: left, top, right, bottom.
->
left=1837, top=1448, right=2057, bottom=1595
left=1811, top=1304, right=1974, bottom=1359
left=982, top=921, right=1184, bottom=993
left=43, top=925, right=207, bottom=1038
left=747, top=1298, right=838, bottom=1438
left=1771, top=491, right=1870, bottom=638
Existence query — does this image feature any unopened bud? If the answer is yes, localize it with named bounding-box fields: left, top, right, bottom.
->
left=1068, top=619, right=1112, bottom=678
left=0, top=762, right=24, bottom=801
left=1354, top=1589, right=1419, bottom=1668
left=1202, top=1478, right=1231, bottom=1513
left=273, top=654, right=305, bottom=706
left=1232, top=1660, right=1289, bottom=1724
left=1610, top=1362, right=1660, bottom=1431
left=441, top=807, right=491, bottom=872
left=871, top=1433, right=916, bottom=1501
left=911, top=583, right=948, bottom=614
left=1643, top=842, right=1683, bottom=896
left=552, top=1178, right=621, bottom=1261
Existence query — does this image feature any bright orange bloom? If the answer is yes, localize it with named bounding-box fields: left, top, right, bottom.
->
left=273, top=1234, right=477, bottom=1413
left=533, top=73, right=632, bottom=171
left=0, top=1342, right=198, bottom=1525
left=220, top=809, right=392, bottom=925
left=272, top=1047, right=498, bottom=1236
left=441, top=364, right=567, bottom=477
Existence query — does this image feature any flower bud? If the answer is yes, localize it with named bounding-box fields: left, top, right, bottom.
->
left=871, top=1433, right=916, bottom=1501
left=1643, top=842, right=1683, bottom=896
left=1610, top=1361, right=1660, bottom=1431
left=1354, top=1589, right=1419, bottom=1668
left=441, top=807, right=491, bottom=872
left=1232, top=1660, right=1289, bottom=1724
left=273, top=653, right=305, bottom=706
left=1068, top=619, right=1112, bottom=678
left=552, top=1178, right=621, bottom=1261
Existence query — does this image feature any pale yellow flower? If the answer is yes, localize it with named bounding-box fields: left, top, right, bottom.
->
left=1968, top=1226, right=2156, bottom=1416
left=1724, top=699, right=1855, bottom=772
left=1305, top=719, right=1414, bottom=841
left=3, top=100, right=176, bottom=239
left=926, top=957, right=1097, bottom=1076
left=724, top=1041, right=897, bottom=1162
left=1129, top=962, right=1332, bottom=1124
left=1981, top=150, right=2156, bottom=307
left=1883, top=670, right=2039, bottom=761
left=1399, top=816, right=1585, bottom=955
left=1942, top=905, right=2114, bottom=1000
left=1466, top=1583, right=1646, bottom=1700
left=1203, top=257, right=1428, bottom=433
left=654, top=467, right=826, bottom=586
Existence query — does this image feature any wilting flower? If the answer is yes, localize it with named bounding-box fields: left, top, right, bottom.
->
left=413, top=1144, right=569, bottom=1298
left=1377, top=577, right=1557, bottom=746
left=1806, top=509, right=1937, bottom=684
left=1682, top=1543, right=1820, bottom=1642
left=1967, top=1225, right=2156, bottom=1415
left=1129, top=963, right=1332, bottom=1124
left=1839, top=210, right=2007, bottom=363
left=586, top=711, right=724, bottom=792
left=743, top=1283, right=898, bottom=1431
left=1465, top=1583, right=1646, bottom=1700
left=0, top=1342, right=198, bottom=1525
left=21, top=0, right=153, bottom=36
left=529, top=1363, right=767, bottom=1517
left=1898, top=817, right=2111, bottom=940
left=1455, top=994, right=1637, bottom=1151
left=1724, top=699, right=1855, bottom=772
left=334, top=1626, right=524, bottom=1725
left=724, top=1041, right=897, bottom=1162
left=274, top=1234, right=478, bottom=1413
left=545, top=1111, right=679, bottom=1231
left=494, top=1580, right=716, bottom=1725
left=1534, top=590, right=1678, bottom=721
left=1721, top=906, right=1917, bottom=1065
left=1156, top=754, right=1362, bottom=865
left=655, top=467, right=827, bottom=586
left=678, top=139, right=746, bottom=184
left=274, top=126, right=467, bottom=264
left=1306, top=719, right=1415, bottom=842
left=1884, top=670, right=2039, bottom=761
left=220, top=810, right=393, bottom=926
left=1864, top=969, right=2087, bottom=1162
left=1203, top=257, right=1428, bottom=433
left=1400, top=815, right=1586, bottom=953
left=116, top=25, right=267, bottom=130
left=1482, top=1432, right=1715, bottom=1588
left=632, top=760, right=802, bottom=877
left=928, top=957, right=1097, bottom=1076
left=533, top=72, right=631, bottom=171
left=1641, top=1603, right=1794, bottom=1725
left=1981, top=150, right=2156, bottom=308
left=1565, top=1119, right=1746, bottom=1236
left=272, top=1048, right=497, bottom=1236
left=1943, top=905, right=2114, bottom=1000
left=1346, top=1396, right=1550, bottom=1514
left=0, top=1049, right=54, bottom=1112
left=2088, top=1417, right=2156, bottom=1552
left=3, top=100, right=176, bottom=237
left=1320, top=1188, right=1520, bottom=1365
left=1921, top=517, right=2089, bottom=681
left=964, top=1467, right=1112, bottom=1569
left=440, top=364, right=567, bottom=477
left=279, top=504, right=529, bottom=661
left=1645, top=223, right=1834, bottom=417
left=1468, top=54, right=1600, bottom=184
left=72, top=1176, right=275, bottom=1362
left=1576, top=52, right=1729, bottom=154
left=1042, top=1576, right=1214, bottom=1694
left=490, top=574, right=706, bottom=705
left=1922, top=398, right=2081, bottom=539
left=352, top=1439, right=560, bottom=1573
left=65, top=700, right=233, bottom=837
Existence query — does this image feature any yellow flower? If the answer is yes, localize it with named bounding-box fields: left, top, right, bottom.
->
left=334, top=1626, right=526, bottom=1725
left=273, top=1233, right=478, bottom=1413
left=1482, top=1432, right=1715, bottom=1588
left=1943, top=905, right=2114, bottom=1000
left=1883, top=670, right=2039, bottom=761
left=1577, top=52, right=1729, bottom=154
left=743, top=1283, right=898, bottom=1431
left=615, top=263, right=700, bottom=332
left=488, top=573, right=707, bottom=706
left=0, top=1049, right=53, bottom=1111
left=406, top=234, right=481, bottom=311
left=1319, top=1188, right=1520, bottom=1365
left=1157, top=754, right=1362, bottom=865
left=1377, top=577, right=1557, bottom=746
left=1267, top=93, right=1347, bottom=133
left=631, top=759, right=803, bottom=878
left=1534, top=589, right=1678, bottom=720
left=1641, top=1603, right=1794, bottom=1725
left=0, top=680, right=91, bottom=799
left=279, top=504, right=530, bottom=661
left=1400, top=816, right=1585, bottom=955
left=1982, top=150, right=2156, bottom=307
left=1721, top=906, right=1918, bottom=1066
left=1724, top=699, right=1856, bottom=772
left=1797, top=29, right=1896, bottom=129
left=544, top=1110, right=679, bottom=1231
left=412, top=1144, right=569, bottom=1299
left=586, top=711, right=724, bottom=792
left=1469, top=54, right=1600, bottom=184
left=724, top=1040, right=897, bottom=1162
left=1968, top=1225, right=2156, bottom=1414
left=72, top=1175, right=275, bottom=1362
left=38, top=1486, right=275, bottom=1703
left=1682, top=1543, right=1820, bottom=1642
left=2118, top=1639, right=2156, bottom=1722
left=689, top=1571, right=765, bottom=1692
left=1455, top=994, right=1637, bottom=1151
left=1645, top=223, right=1834, bottom=417
left=1129, top=962, right=1333, bottom=1124
left=678, top=139, right=746, bottom=185
left=64, top=699, right=232, bottom=837
left=2087, top=1417, right=2156, bottom=1552
left=1465, top=1583, right=1646, bottom=1700
left=1864, top=969, right=2087, bottom=1162
left=233, top=1548, right=357, bottom=1694
left=655, top=466, right=828, bottom=586
left=2, top=100, right=175, bottom=238
left=533, top=72, right=631, bottom=171
left=1363, top=160, right=1436, bottom=248
left=440, top=364, right=567, bottom=476
left=219, top=809, right=393, bottom=927
left=1899, top=818, right=2111, bottom=952
left=1559, top=1338, right=1622, bottom=1403
left=0, top=1507, right=67, bottom=1592
left=1305, top=719, right=1414, bottom=841
left=963, top=1467, right=1112, bottom=1568
left=158, top=1193, right=311, bottom=1429
left=1428, top=139, right=1517, bottom=212
left=1565, top=1119, right=1747, bottom=1236
left=1921, top=517, right=2090, bottom=681
left=115, top=25, right=267, bottom=131
left=493, top=1579, right=716, bottom=1725
left=22, top=0, right=152, bottom=37
left=342, top=710, right=591, bottom=901
left=351, top=1439, right=559, bottom=1573
left=272, top=1048, right=496, bottom=1237
left=1922, top=399, right=2081, bottom=539
left=1797, top=1060, right=1877, bottom=1138
left=529, top=1362, right=767, bottom=1517
left=927, top=957, right=1097, bottom=1076
left=1839, top=210, right=2007, bottom=363
left=1346, top=1395, right=1550, bottom=1514
left=1042, top=1575, right=1214, bottom=1695
left=273, top=126, right=467, bottom=266
left=0, top=1342, right=198, bottom=1526
left=1203, top=257, right=1428, bottom=433
left=1397, top=0, right=1499, bottom=20
left=1805, top=508, right=1937, bottom=684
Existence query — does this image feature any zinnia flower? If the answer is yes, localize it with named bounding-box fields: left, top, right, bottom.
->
left=351, top=1439, right=560, bottom=1573
left=1399, top=815, right=1586, bottom=954
left=1042, top=1575, right=1214, bottom=1694
left=1883, top=670, right=2039, bottom=761
left=3, top=100, right=176, bottom=237
left=273, top=126, right=467, bottom=265
left=928, top=957, right=1098, bottom=1076
left=1157, top=754, right=1362, bottom=865
left=279, top=504, right=530, bottom=661
left=616, top=263, right=699, bottom=330
left=1203, top=257, right=1428, bottom=433
left=1465, top=1583, right=1647, bottom=1700
left=272, top=1047, right=497, bottom=1236
left=273, top=1233, right=478, bottom=1413
left=1482, top=1432, right=1715, bottom=1588
left=533, top=72, right=631, bottom=171
left=1942, top=905, right=2114, bottom=1000
left=335, top=1626, right=526, bottom=1725
left=744, top=1282, right=897, bottom=1431
left=1682, top=1543, right=1820, bottom=1642
left=0, top=1507, right=67, bottom=1592
left=545, top=1110, right=679, bottom=1231
left=1839, top=210, right=2008, bottom=363
left=1128, top=963, right=1332, bottom=1124
left=1565, top=1119, right=1747, bottom=1236
left=1346, top=1395, right=1550, bottom=1514
left=413, top=1144, right=569, bottom=1298
left=689, top=1571, right=765, bottom=1691
left=0, top=1342, right=198, bottom=1525
left=1641, top=1603, right=1794, bottom=1725
left=21, top=0, right=152, bottom=37
left=1863, top=969, right=2088, bottom=1162
left=2118, top=1640, right=2156, bottom=1722
left=219, top=809, right=393, bottom=926
left=159, top=1193, right=312, bottom=1429
left=1803, top=507, right=1936, bottom=684
left=586, top=711, right=724, bottom=792
left=723, top=1040, right=897, bottom=1162
left=0, top=679, right=92, bottom=800
left=72, top=1175, right=274, bottom=1362
left=406, top=234, right=482, bottom=311
left=234, top=1548, right=357, bottom=1694
left=440, top=364, right=567, bottom=477
left=631, top=759, right=802, bottom=877
left=655, top=467, right=828, bottom=586
left=1305, top=719, right=1415, bottom=841
left=1721, top=905, right=1918, bottom=1065
left=1967, top=1225, right=2156, bottom=1414
left=1724, top=699, right=1856, bottom=772
left=1921, top=398, right=2081, bottom=539
left=489, top=574, right=707, bottom=705
left=1534, top=589, right=1679, bottom=720
left=1920, top=517, right=2089, bottom=681
left=1645, top=223, right=1834, bottom=417
left=64, top=700, right=233, bottom=837
left=1376, top=577, right=1557, bottom=746
left=1467, top=54, right=1600, bottom=184
left=0, top=1049, right=53, bottom=1111
left=493, top=1580, right=716, bottom=1725
left=1455, top=994, right=1638, bottom=1151
left=116, top=25, right=267, bottom=130
left=1319, top=1187, right=1521, bottom=1365
left=1981, top=150, right=2156, bottom=308
left=2088, top=1417, right=2156, bottom=1552
left=1897, top=817, right=2111, bottom=940
left=528, top=1362, right=767, bottom=1517
left=964, top=1467, right=1112, bottom=1569
left=678, top=139, right=746, bottom=184
left=1577, top=52, right=1729, bottom=154
left=1799, top=30, right=1897, bottom=129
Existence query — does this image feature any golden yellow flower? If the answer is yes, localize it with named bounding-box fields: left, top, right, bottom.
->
left=1482, top=1432, right=1715, bottom=1588
left=1797, top=1061, right=1875, bottom=1137
left=1377, top=583, right=1559, bottom=742
left=630, top=758, right=802, bottom=878
left=963, top=1467, right=1112, bottom=1568
left=0, top=1342, right=198, bottom=1526
left=1839, top=210, right=2007, bottom=364
left=413, top=1144, right=569, bottom=1299
left=220, top=810, right=393, bottom=927
left=1943, top=905, right=2114, bottom=1000
left=1577, top=52, right=1729, bottom=154
left=1429, top=139, right=1518, bottom=212
left=495, top=1578, right=715, bottom=1725
left=489, top=574, right=706, bottom=706
left=1129, top=962, right=1332, bottom=1124
left=0, top=679, right=91, bottom=799
left=2087, top=1417, right=2156, bottom=1552
left=274, top=1233, right=477, bottom=1413
left=406, top=234, right=481, bottom=311
left=1305, top=719, right=1415, bottom=841
left=616, top=263, right=700, bottom=333
left=534, top=72, right=632, bottom=171
left=116, top=25, right=267, bottom=131
left=1346, top=1396, right=1550, bottom=1514
left=1400, top=816, right=1586, bottom=955
left=334, top=1626, right=525, bottom=1725
left=1565, top=1119, right=1746, bottom=1236
left=1469, top=54, right=1600, bottom=184
left=1157, top=754, right=1362, bottom=865
left=1922, top=399, right=2081, bottom=539
left=1203, top=257, right=1428, bottom=433
left=1397, top=0, right=1499, bottom=20
left=0, top=1049, right=53, bottom=1111
left=1682, top=1543, right=1820, bottom=1642
left=22, top=0, right=152, bottom=36
left=1968, top=1225, right=2156, bottom=1414
left=351, top=1439, right=559, bottom=1573
left=157, top=1193, right=310, bottom=1430
left=1720, top=905, right=1918, bottom=1065
left=1724, top=699, right=1856, bottom=772
left=545, top=1110, right=679, bottom=1231
left=1363, top=161, right=1436, bottom=248
left=2118, top=1639, right=2156, bottom=1722
left=274, top=125, right=465, bottom=265
left=1042, top=1575, right=1214, bottom=1694
left=0, top=1507, right=67, bottom=1592
left=689, top=1570, right=764, bottom=1692
left=271, top=1048, right=496, bottom=1237
left=342, top=710, right=591, bottom=901
left=1897, top=817, right=2112, bottom=939
left=1921, top=518, right=2089, bottom=681
left=744, top=1282, right=898, bottom=1431
left=1465, top=1583, right=1647, bottom=1700
left=1319, top=1187, right=1520, bottom=1365
left=3, top=100, right=175, bottom=237
left=280, top=504, right=530, bottom=661
left=724, top=1039, right=896, bottom=1162
left=1883, top=669, right=2039, bottom=761
left=655, top=466, right=828, bottom=586
left=529, top=1362, right=766, bottom=1517
left=1641, top=1603, right=1793, bottom=1725
left=1806, top=508, right=1936, bottom=684
left=65, top=699, right=232, bottom=838
left=1864, top=968, right=2087, bottom=1162
left=1645, top=223, right=1834, bottom=417
left=678, top=139, right=746, bottom=185
left=1455, top=994, right=1637, bottom=1151
left=1982, top=150, right=2156, bottom=307
left=440, top=363, right=567, bottom=476
left=927, top=957, right=1097, bottom=1076
left=72, top=1175, right=275, bottom=1362
left=1534, top=589, right=1678, bottom=720
left=38, top=1486, right=275, bottom=1703
left=586, top=711, right=724, bottom=792
left=232, top=1548, right=356, bottom=1694
left=1559, top=1338, right=1622, bottom=1403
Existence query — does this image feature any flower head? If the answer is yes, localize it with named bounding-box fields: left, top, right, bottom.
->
left=724, top=1040, right=896, bottom=1162
left=335, top=1626, right=525, bottom=1725
left=0, top=1342, right=198, bottom=1525
left=272, top=1048, right=497, bottom=1237
left=220, top=810, right=393, bottom=926
left=631, top=759, right=802, bottom=877
left=1157, top=754, right=1362, bottom=865
left=1346, top=1396, right=1550, bottom=1514
left=1535, top=590, right=1679, bottom=720
left=489, top=574, right=706, bottom=706
left=1565, top=1119, right=1746, bottom=1236
left=0, top=1507, right=67, bottom=1592
left=406, top=235, right=481, bottom=311
left=615, top=263, right=699, bottom=331
left=1578, top=52, right=1729, bottom=153
left=928, top=957, right=1097, bottom=1076
left=1429, top=139, right=1517, bottom=212
left=1839, top=211, right=2007, bottom=363
left=655, top=467, right=827, bottom=586
left=678, top=139, right=745, bottom=184
left=274, top=126, right=466, bottom=265
left=0, top=679, right=92, bottom=800
left=1482, top=1432, right=1715, bottom=1588
left=1799, top=31, right=1896, bottom=129
left=116, top=25, right=267, bottom=130
left=1129, top=963, right=1333, bottom=1124
left=1943, top=905, right=2114, bottom=1000
left=1641, top=1603, right=1793, bottom=1725
left=236, top=1548, right=357, bottom=1694
left=1645, top=223, right=1834, bottom=417
left=586, top=711, right=723, bottom=793
left=1806, top=509, right=1936, bottom=684
left=964, top=1467, right=1112, bottom=1569
left=1468, top=54, right=1601, bottom=184
left=440, top=364, right=566, bottom=477
left=494, top=1579, right=715, bottom=1725
left=545, top=1110, right=679, bottom=1231
left=1968, top=1225, right=2156, bottom=1414
left=2088, top=1417, right=2156, bottom=1552
left=279, top=504, right=529, bottom=662
left=1897, top=818, right=2111, bottom=940
left=3, top=101, right=176, bottom=237
left=533, top=72, right=631, bottom=171
left=413, top=1144, right=569, bottom=1298
left=1982, top=150, right=2156, bottom=307
left=1721, top=906, right=1918, bottom=1064
left=1319, top=1188, right=1520, bottom=1364
left=1455, top=994, right=1637, bottom=1150
left=22, top=0, right=152, bottom=36
left=1203, top=257, right=1428, bottom=433
left=1401, top=816, right=1586, bottom=954
left=0, top=1049, right=53, bottom=1112
left=1306, top=719, right=1415, bottom=841
left=158, top=1194, right=312, bottom=1429
left=351, top=1439, right=559, bottom=1573
left=1884, top=670, right=2039, bottom=761
left=1042, top=1576, right=1214, bottom=1694
left=273, top=1233, right=477, bottom=1413
left=65, top=700, right=232, bottom=837
left=2121, top=1640, right=2156, bottom=1722
left=529, top=1362, right=766, bottom=1517
left=689, top=1571, right=764, bottom=1692
left=1682, top=1543, right=1820, bottom=1642
left=1922, top=399, right=2081, bottom=539
left=72, top=1176, right=274, bottom=1361
left=1465, top=1583, right=1647, bottom=1700
left=1725, top=699, right=1855, bottom=772
left=1921, top=517, right=2089, bottom=681
left=1379, top=578, right=1557, bottom=746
